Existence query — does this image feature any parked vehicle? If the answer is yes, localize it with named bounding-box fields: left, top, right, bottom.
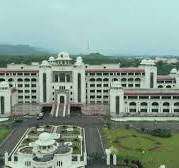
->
left=36, top=112, right=44, bottom=120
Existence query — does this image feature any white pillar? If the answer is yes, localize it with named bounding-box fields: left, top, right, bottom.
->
left=113, top=154, right=117, bottom=165
left=105, top=149, right=111, bottom=165
left=4, top=152, right=8, bottom=164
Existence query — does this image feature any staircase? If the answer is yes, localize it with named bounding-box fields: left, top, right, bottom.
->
left=50, top=103, right=69, bottom=117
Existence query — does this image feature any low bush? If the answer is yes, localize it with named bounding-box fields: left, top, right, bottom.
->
left=150, top=128, right=172, bottom=138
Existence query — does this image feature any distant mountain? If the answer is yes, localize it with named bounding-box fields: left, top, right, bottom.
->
left=0, top=44, right=50, bottom=56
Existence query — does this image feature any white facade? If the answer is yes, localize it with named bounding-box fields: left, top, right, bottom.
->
left=110, top=82, right=179, bottom=117
left=1, top=52, right=179, bottom=117
left=0, top=81, right=17, bottom=116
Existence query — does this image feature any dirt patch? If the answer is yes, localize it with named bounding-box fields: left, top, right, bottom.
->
left=117, top=143, right=131, bottom=150
left=147, top=146, right=160, bottom=151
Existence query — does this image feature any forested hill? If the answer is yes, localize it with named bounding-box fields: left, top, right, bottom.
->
left=0, top=52, right=177, bottom=75
left=0, top=44, right=49, bottom=56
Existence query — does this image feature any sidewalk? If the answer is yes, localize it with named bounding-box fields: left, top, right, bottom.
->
left=112, top=117, right=179, bottom=122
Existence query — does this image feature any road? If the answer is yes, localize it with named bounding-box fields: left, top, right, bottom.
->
left=1, top=113, right=179, bottom=168
left=0, top=115, right=107, bottom=168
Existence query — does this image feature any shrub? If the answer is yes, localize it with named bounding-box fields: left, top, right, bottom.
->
left=15, top=119, right=23, bottom=123
left=150, top=129, right=172, bottom=138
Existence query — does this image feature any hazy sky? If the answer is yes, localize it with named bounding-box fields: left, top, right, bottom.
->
left=0, top=0, right=179, bottom=55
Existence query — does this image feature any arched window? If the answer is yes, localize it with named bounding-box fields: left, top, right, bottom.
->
left=17, top=78, right=23, bottom=82
left=24, top=78, right=30, bottom=82
left=141, top=102, right=147, bottom=106
left=0, top=78, right=5, bottom=82
left=174, top=102, right=179, bottom=106
left=135, top=78, right=140, bottom=82
left=152, top=102, right=159, bottom=106
left=8, top=78, right=14, bottom=82
left=90, top=78, right=95, bottom=82
left=96, top=78, right=102, bottom=82
left=129, top=102, right=136, bottom=106
left=166, top=85, right=171, bottom=88
left=158, top=85, right=163, bottom=88
left=163, top=102, right=170, bottom=106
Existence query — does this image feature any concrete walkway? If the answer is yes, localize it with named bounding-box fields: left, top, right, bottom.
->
left=112, top=116, right=179, bottom=122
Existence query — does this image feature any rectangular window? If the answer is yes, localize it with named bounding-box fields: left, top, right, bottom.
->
left=128, top=84, right=133, bottom=87
left=150, top=72, right=154, bottom=88
left=151, top=96, right=160, bottom=99
left=128, top=96, right=137, bottom=99
left=43, top=73, right=47, bottom=102
left=141, top=109, right=147, bottom=112
left=139, top=96, right=149, bottom=99
left=18, top=84, right=23, bottom=87
left=78, top=73, right=81, bottom=102
left=32, top=90, right=36, bottom=93
left=31, top=84, right=36, bottom=87
left=152, top=109, right=158, bottom=112
left=122, top=84, right=126, bottom=87
left=90, top=84, right=95, bottom=87
left=18, top=90, right=23, bottom=93
left=116, top=96, right=119, bottom=114
left=135, top=84, right=140, bottom=88
left=162, top=96, right=171, bottom=99
left=103, top=84, right=108, bottom=87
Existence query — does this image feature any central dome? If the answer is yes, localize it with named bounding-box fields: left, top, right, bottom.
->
left=39, top=132, right=52, bottom=141
left=58, top=52, right=70, bottom=59
left=35, top=132, right=55, bottom=146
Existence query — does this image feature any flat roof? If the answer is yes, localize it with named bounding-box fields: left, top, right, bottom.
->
left=0, top=70, right=39, bottom=73
left=157, top=75, right=175, bottom=80
left=124, top=89, right=179, bottom=96
left=85, top=68, right=145, bottom=73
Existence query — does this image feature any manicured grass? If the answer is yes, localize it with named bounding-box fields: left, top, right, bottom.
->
left=103, top=128, right=179, bottom=168
left=0, top=127, right=11, bottom=142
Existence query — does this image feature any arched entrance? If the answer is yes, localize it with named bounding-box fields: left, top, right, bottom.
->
left=60, top=96, right=65, bottom=104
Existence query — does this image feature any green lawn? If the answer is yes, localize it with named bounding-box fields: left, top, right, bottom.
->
left=103, top=128, right=179, bottom=168
left=0, top=127, right=11, bottom=142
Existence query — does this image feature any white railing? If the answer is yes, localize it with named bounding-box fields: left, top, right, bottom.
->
left=63, top=104, right=66, bottom=117
left=55, top=102, right=60, bottom=117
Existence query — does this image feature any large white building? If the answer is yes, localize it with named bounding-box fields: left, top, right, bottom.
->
left=0, top=52, right=179, bottom=117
